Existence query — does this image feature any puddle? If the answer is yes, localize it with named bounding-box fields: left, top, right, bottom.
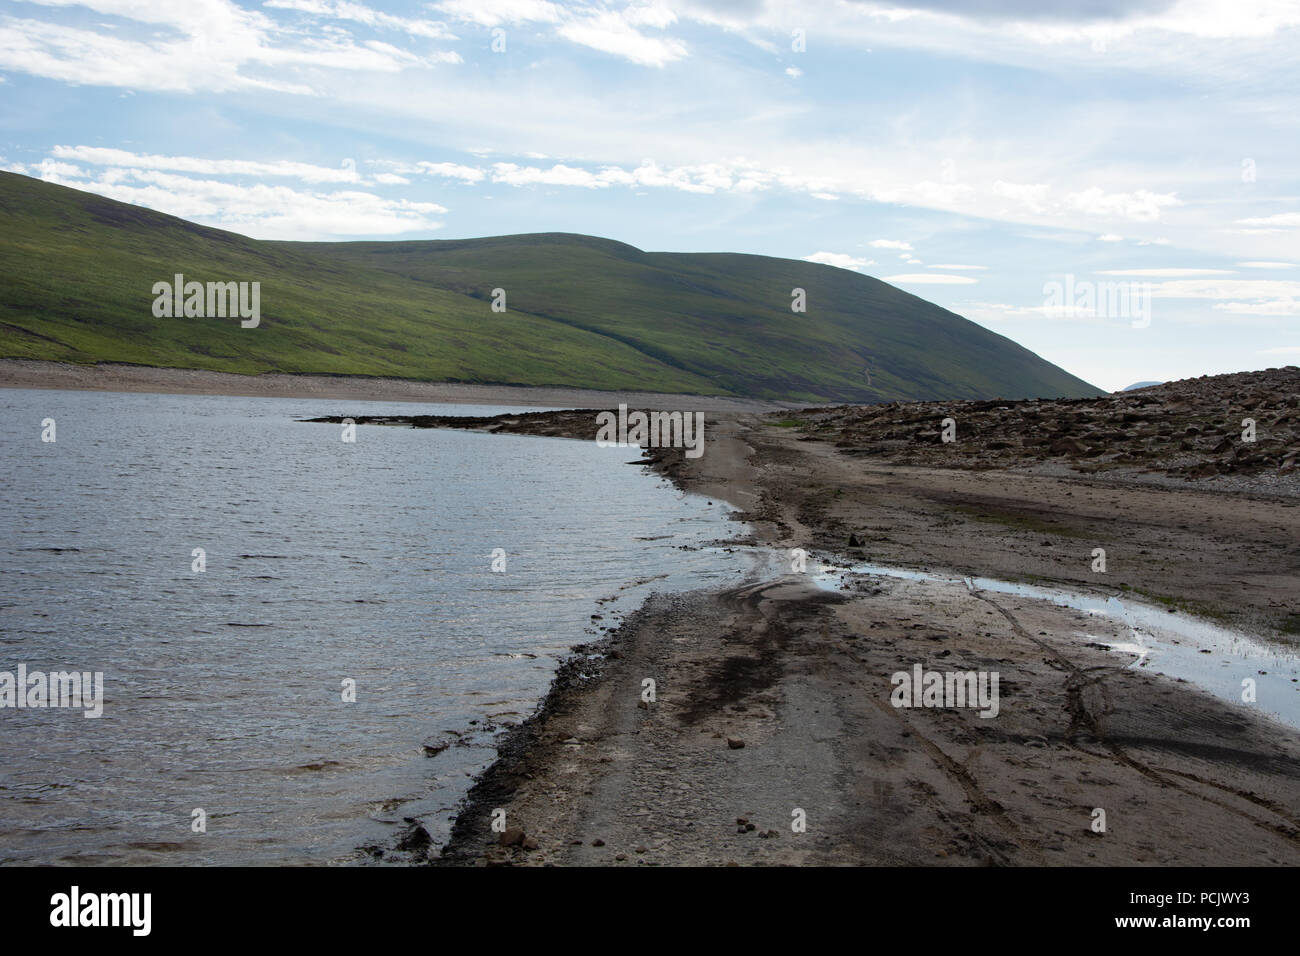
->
left=813, top=560, right=1300, bottom=731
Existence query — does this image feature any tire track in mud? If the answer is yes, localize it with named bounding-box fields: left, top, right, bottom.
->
left=724, top=577, right=1048, bottom=864
left=867, top=696, right=1047, bottom=866
left=973, top=590, right=1300, bottom=846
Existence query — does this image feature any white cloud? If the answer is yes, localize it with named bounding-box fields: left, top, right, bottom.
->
left=803, top=251, right=875, bottom=271
left=26, top=163, right=445, bottom=239
left=1148, top=279, right=1300, bottom=300
left=869, top=238, right=912, bottom=250
left=430, top=0, right=561, bottom=27
left=0, top=0, right=456, bottom=95
left=1214, top=299, right=1300, bottom=315
left=929, top=263, right=986, bottom=270
left=1239, top=261, right=1297, bottom=268
left=883, top=273, right=977, bottom=285
left=1096, top=268, right=1236, bottom=277
left=264, top=0, right=457, bottom=40
left=491, top=161, right=613, bottom=187
left=623, top=3, right=677, bottom=30
left=1097, top=234, right=1125, bottom=242
left=366, top=159, right=484, bottom=182
left=1066, top=187, right=1181, bottom=222
left=431, top=0, right=684, bottom=66
left=557, top=10, right=687, bottom=67
left=50, top=145, right=365, bottom=183
left=992, top=180, right=1050, bottom=213
left=1235, top=212, right=1300, bottom=227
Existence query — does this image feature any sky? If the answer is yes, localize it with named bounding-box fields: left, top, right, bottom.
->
left=1, top=0, right=1297, bottom=392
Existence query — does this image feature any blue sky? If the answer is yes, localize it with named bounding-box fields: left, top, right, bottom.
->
left=1, top=0, right=1297, bottom=391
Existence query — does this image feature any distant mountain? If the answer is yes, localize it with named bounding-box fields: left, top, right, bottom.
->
left=0, top=172, right=1102, bottom=402
left=1122, top=381, right=1165, bottom=391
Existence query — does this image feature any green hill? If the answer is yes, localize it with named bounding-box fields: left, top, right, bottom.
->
left=0, top=172, right=1100, bottom=402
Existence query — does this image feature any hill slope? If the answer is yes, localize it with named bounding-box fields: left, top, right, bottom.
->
left=0, top=172, right=1100, bottom=402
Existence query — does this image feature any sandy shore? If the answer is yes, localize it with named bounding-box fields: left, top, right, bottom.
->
left=427, top=409, right=1300, bottom=866
left=0, top=359, right=785, bottom=413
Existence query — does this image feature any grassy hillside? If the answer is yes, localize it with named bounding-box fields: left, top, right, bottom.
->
left=0, top=172, right=1101, bottom=402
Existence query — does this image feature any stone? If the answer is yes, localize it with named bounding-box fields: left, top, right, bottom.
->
left=396, top=820, right=432, bottom=854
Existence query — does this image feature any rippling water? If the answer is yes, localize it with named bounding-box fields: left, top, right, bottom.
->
left=0, top=389, right=765, bottom=865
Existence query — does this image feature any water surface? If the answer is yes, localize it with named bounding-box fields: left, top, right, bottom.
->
left=0, top=389, right=761, bottom=865
left=814, top=559, right=1300, bottom=730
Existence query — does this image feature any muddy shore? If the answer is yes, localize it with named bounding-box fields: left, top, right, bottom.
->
left=409, top=377, right=1300, bottom=866
left=0, top=359, right=786, bottom=413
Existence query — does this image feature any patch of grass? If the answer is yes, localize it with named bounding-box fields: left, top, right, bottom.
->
left=0, top=171, right=1105, bottom=402
left=949, top=503, right=1089, bottom=539
left=1278, top=613, right=1300, bottom=635
left=1123, top=585, right=1235, bottom=625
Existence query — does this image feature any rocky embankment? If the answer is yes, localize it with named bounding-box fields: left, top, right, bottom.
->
left=788, top=367, right=1300, bottom=482
left=301, top=409, right=609, bottom=440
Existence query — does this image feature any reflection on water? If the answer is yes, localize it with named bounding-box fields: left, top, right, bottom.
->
left=814, top=560, right=1300, bottom=730
left=0, top=389, right=763, bottom=865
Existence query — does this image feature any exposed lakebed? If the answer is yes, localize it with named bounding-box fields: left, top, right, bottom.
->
left=814, top=559, right=1300, bottom=730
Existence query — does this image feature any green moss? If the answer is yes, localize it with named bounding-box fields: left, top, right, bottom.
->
left=949, top=503, right=1089, bottom=539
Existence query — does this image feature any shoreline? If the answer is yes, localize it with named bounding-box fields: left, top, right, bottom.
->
left=0, top=359, right=789, bottom=413
left=421, top=404, right=1300, bottom=866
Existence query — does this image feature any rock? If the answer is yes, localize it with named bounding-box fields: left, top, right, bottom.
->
left=727, top=737, right=745, bottom=749
left=396, top=820, right=432, bottom=854
left=592, top=838, right=605, bottom=847
left=1048, top=438, right=1087, bottom=456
